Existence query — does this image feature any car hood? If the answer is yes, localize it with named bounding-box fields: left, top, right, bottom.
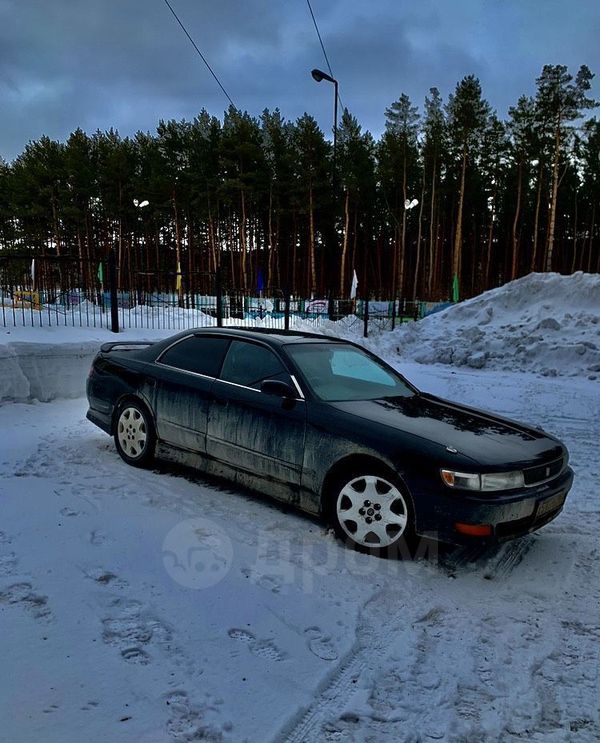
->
left=330, top=393, right=563, bottom=468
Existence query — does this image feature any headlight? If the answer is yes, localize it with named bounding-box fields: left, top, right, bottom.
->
left=480, top=471, right=524, bottom=490
left=441, top=469, right=524, bottom=491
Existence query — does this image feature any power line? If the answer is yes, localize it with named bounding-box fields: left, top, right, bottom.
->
left=162, top=0, right=236, bottom=108
left=305, top=0, right=344, bottom=111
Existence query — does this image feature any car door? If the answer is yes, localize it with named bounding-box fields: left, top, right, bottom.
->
left=206, top=339, right=306, bottom=485
left=153, top=335, right=230, bottom=452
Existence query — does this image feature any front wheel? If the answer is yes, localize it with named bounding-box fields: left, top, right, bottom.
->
left=114, top=400, right=155, bottom=468
left=330, top=471, right=415, bottom=556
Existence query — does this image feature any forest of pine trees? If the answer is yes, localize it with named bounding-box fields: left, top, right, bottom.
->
left=0, top=64, right=599, bottom=301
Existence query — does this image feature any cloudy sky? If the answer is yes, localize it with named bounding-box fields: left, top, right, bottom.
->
left=1, top=0, right=599, bottom=161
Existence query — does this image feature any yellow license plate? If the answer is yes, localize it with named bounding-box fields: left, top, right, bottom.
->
left=537, top=492, right=565, bottom=518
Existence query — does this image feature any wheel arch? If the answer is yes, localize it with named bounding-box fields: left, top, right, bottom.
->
left=320, top=453, right=413, bottom=517
left=111, top=392, right=156, bottom=436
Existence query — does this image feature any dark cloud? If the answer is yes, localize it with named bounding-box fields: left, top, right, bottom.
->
left=1, top=0, right=599, bottom=161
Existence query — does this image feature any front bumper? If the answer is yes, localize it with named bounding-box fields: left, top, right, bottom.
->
left=415, top=466, right=574, bottom=545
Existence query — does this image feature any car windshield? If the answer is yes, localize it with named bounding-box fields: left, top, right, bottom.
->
left=286, top=342, right=416, bottom=402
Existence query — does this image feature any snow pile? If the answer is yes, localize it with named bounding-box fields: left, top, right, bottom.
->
left=0, top=342, right=102, bottom=403
left=374, top=272, right=600, bottom=379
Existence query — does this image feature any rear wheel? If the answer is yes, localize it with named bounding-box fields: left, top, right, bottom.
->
left=330, top=470, right=415, bottom=556
left=114, top=400, right=155, bottom=468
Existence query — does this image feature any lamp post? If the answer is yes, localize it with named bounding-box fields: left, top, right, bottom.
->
left=311, top=68, right=339, bottom=309
left=311, top=68, right=339, bottom=195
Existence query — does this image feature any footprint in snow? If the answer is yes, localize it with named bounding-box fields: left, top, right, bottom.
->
left=305, top=626, right=339, bottom=661
left=228, top=628, right=286, bottom=661
left=0, top=582, right=52, bottom=621
left=83, top=567, right=128, bottom=589
left=101, top=599, right=174, bottom=665
left=120, top=646, right=150, bottom=665
left=164, top=690, right=227, bottom=741
left=89, top=529, right=109, bottom=546
left=240, top=567, right=282, bottom=593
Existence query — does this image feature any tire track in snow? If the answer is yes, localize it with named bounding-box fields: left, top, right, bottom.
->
left=437, top=535, right=536, bottom=579
left=276, top=588, right=418, bottom=743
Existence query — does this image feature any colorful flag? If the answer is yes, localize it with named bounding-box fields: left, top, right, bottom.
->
left=97, top=262, right=104, bottom=284
left=350, top=269, right=358, bottom=300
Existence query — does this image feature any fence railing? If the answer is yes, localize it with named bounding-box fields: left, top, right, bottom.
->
left=0, top=253, right=448, bottom=337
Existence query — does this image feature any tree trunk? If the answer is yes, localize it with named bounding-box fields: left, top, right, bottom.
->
left=511, top=161, right=523, bottom=280
left=545, top=118, right=562, bottom=271
left=239, top=190, right=247, bottom=290
left=309, top=185, right=316, bottom=296
left=453, top=143, right=468, bottom=292
left=291, top=213, right=297, bottom=295
left=398, top=160, right=408, bottom=297
left=570, top=193, right=579, bottom=273
left=340, top=189, right=350, bottom=295
left=208, top=210, right=217, bottom=275
left=427, top=154, right=438, bottom=298
left=586, top=205, right=596, bottom=273
left=172, top=190, right=183, bottom=304
left=485, top=198, right=495, bottom=290
left=531, top=162, right=544, bottom=272
left=412, top=168, right=426, bottom=300
left=267, top=186, right=274, bottom=289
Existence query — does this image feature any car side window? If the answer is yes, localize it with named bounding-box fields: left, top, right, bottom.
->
left=159, top=336, right=229, bottom=377
left=220, top=340, right=289, bottom=390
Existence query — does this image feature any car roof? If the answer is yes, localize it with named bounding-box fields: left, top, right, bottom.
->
left=147, top=326, right=347, bottom=357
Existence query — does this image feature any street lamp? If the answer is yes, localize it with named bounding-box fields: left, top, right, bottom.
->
left=311, top=68, right=339, bottom=194
left=311, top=69, right=340, bottom=303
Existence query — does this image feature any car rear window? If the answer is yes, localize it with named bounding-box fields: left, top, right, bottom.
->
left=158, top=336, right=229, bottom=377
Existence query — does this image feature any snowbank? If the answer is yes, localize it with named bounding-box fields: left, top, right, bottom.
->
left=0, top=342, right=103, bottom=403
left=370, top=272, right=600, bottom=380
left=0, top=325, right=172, bottom=404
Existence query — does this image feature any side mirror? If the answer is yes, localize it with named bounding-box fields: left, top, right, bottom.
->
left=260, top=379, right=296, bottom=399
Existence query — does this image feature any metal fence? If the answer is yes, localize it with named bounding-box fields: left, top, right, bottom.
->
left=0, top=253, right=439, bottom=337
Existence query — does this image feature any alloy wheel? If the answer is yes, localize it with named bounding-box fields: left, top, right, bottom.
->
left=336, top=475, right=409, bottom=548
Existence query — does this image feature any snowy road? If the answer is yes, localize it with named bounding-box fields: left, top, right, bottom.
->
left=1, top=364, right=599, bottom=742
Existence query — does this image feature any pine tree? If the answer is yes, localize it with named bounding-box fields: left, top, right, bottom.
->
left=260, top=109, right=295, bottom=289
left=220, top=107, right=267, bottom=290
left=581, top=119, right=600, bottom=272
left=507, top=96, right=536, bottom=278
left=446, top=76, right=491, bottom=299
left=380, top=93, right=419, bottom=298
left=0, top=158, right=15, bottom=251
left=479, top=114, right=509, bottom=289
left=535, top=65, right=598, bottom=270
left=337, top=109, right=377, bottom=296
left=293, top=114, right=329, bottom=296
left=11, top=136, right=67, bottom=255
left=63, top=129, right=98, bottom=287
left=422, top=88, right=446, bottom=297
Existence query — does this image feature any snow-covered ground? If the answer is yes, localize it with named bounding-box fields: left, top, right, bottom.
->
left=1, top=272, right=599, bottom=742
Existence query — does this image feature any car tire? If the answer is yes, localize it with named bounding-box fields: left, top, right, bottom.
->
left=114, top=399, right=156, bottom=468
left=329, top=467, right=416, bottom=557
